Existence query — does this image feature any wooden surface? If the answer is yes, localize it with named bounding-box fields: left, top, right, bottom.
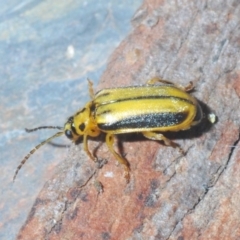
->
left=17, top=0, right=240, bottom=239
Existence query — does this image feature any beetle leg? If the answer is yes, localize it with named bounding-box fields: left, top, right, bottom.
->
left=105, top=133, right=130, bottom=182
left=147, top=77, right=194, bottom=92
left=83, top=134, right=96, bottom=161
left=146, top=77, right=174, bottom=85
left=87, top=78, right=95, bottom=100
left=142, top=131, right=185, bottom=155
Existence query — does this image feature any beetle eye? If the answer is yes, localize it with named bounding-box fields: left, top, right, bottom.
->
left=79, top=123, right=85, bottom=132
left=65, top=129, right=73, bottom=139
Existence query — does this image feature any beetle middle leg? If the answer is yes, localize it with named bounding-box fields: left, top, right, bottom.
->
left=146, top=77, right=194, bottom=92
left=105, top=133, right=130, bottom=182
left=142, top=131, right=185, bottom=155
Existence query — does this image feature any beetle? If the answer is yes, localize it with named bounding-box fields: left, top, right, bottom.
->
left=13, top=78, right=203, bottom=182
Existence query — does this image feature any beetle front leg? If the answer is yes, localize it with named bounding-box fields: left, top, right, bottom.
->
left=105, top=133, right=130, bottom=182
left=146, top=77, right=194, bottom=92
left=83, top=134, right=96, bottom=161
left=142, top=131, right=185, bottom=155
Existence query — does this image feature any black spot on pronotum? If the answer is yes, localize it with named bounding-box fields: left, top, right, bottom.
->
left=79, top=123, right=85, bottom=132
left=90, top=103, right=96, bottom=112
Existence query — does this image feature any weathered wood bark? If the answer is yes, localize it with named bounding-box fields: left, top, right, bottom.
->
left=18, top=0, right=240, bottom=239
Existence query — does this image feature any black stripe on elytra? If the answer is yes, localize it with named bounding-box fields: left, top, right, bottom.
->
left=98, top=112, right=188, bottom=131
left=75, top=108, right=86, bottom=116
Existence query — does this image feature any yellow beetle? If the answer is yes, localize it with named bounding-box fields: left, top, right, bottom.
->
left=14, top=78, right=203, bottom=182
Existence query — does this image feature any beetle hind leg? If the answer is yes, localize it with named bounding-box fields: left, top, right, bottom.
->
left=142, top=131, right=185, bottom=155
left=105, top=133, right=130, bottom=182
left=146, top=77, right=194, bottom=92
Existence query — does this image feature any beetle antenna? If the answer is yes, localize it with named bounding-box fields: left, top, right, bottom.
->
left=13, top=131, right=64, bottom=181
left=25, top=126, right=63, bottom=132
